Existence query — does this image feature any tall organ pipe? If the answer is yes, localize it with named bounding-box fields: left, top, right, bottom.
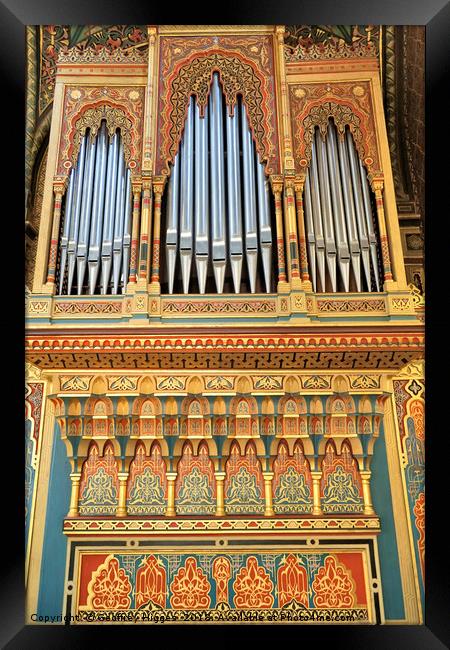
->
left=210, top=73, right=227, bottom=294
left=241, top=101, right=258, bottom=293
left=101, top=131, right=119, bottom=294
left=346, top=129, right=372, bottom=290
left=303, top=171, right=317, bottom=291
left=112, top=139, right=126, bottom=295
left=58, top=163, right=77, bottom=294
left=256, top=159, right=272, bottom=293
left=326, top=121, right=352, bottom=292
left=87, top=121, right=108, bottom=294
left=309, top=136, right=326, bottom=291
left=336, top=128, right=363, bottom=291
left=165, top=151, right=180, bottom=294
left=76, top=132, right=97, bottom=294
left=195, top=102, right=209, bottom=294
left=226, top=103, right=243, bottom=293
left=67, top=134, right=87, bottom=294
left=179, top=96, right=194, bottom=294
left=359, top=157, right=381, bottom=291
left=121, top=169, right=132, bottom=293
left=315, top=129, right=337, bottom=291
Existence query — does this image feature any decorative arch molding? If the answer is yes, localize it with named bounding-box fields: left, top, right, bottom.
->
left=156, top=40, right=280, bottom=176
left=57, top=85, right=145, bottom=177
left=289, top=81, right=381, bottom=173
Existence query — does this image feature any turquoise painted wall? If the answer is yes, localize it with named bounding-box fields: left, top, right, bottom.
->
left=37, top=421, right=71, bottom=618
left=371, top=424, right=405, bottom=620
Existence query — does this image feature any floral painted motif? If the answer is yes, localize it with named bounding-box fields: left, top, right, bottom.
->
left=127, top=443, right=167, bottom=515
left=225, top=444, right=264, bottom=514
left=233, top=556, right=274, bottom=609
left=87, top=556, right=132, bottom=610
left=321, top=443, right=364, bottom=514
left=79, top=444, right=119, bottom=515
left=312, top=556, right=355, bottom=608
left=176, top=444, right=216, bottom=514
left=170, top=557, right=211, bottom=609
left=277, top=554, right=308, bottom=607
left=135, top=555, right=167, bottom=609
left=273, top=443, right=313, bottom=514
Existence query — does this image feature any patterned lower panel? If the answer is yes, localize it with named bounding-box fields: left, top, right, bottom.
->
left=71, top=547, right=376, bottom=624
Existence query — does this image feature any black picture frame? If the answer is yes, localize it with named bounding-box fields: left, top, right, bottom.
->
left=8, top=0, right=449, bottom=647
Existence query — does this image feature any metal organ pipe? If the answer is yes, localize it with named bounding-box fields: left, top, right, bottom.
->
left=101, top=131, right=119, bottom=294
left=346, top=128, right=372, bottom=290
left=112, top=139, right=126, bottom=295
left=241, top=101, right=258, bottom=294
left=336, top=127, right=363, bottom=291
left=226, top=102, right=243, bottom=293
left=88, top=121, right=108, bottom=295
left=359, top=157, right=381, bottom=291
left=315, top=128, right=337, bottom=291
left=67, top=134, right=87, bottom=294
left=58, top=162, right=77, bottom=295
left=326, top=121, right=351, bottom=292
left=180, top=96, right=194, bottom=294
left=309, top=135, right=327, bottom=292
left=76, top=132, right=97, bottom=294
left=303, top=172, right=317, bottom=291
left=210, top=73, right=227, bottom=294
left=195, top=102, right=209, bottom=294
left=256, top=159, right=272, bottom=293
left=122, top=169, right=132, bottom=294
left=165, top=151, right=180, bottom=294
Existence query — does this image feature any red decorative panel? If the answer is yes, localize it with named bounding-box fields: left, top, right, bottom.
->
left=127, top=442, right=167, bottom=514
left=312, top=555, right=356, bottom=608
left=233, top=556, right=274, bottom=609
left=86, top=555, right=132, bottom=610
left=170, top=557, right=211, bottom=609
left=79, top=443, right=119, bottom=515
left=224, top=442, right=265, bottom=514
left=135, top=554, right=167, bottom=608
left=289, top=81, right=380, bottom=173
left=277, top=553, right=308, bottom=607
left=57, top=85, right=145, bottom=176
left=320, top=442, right=364, bottom=513
left=155, top=35, right=280, bottom=176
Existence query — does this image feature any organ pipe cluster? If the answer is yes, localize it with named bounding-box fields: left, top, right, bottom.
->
left=303, top=120, right=381, bottom=293
left=165, top=73, right=273, bottom=295
left=58, top=121, right=132, bottom=295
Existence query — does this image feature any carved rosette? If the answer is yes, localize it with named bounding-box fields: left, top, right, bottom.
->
left=289, top=81, right=380, bottom=173
left=57, top=85, right=145, bottom=177
left=156, top=35, right=280, bottom=176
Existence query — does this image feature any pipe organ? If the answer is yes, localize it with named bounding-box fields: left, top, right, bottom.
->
left=303, top=122, right=381, bottom=293
left=164, top=74, right=273, bottom=295
left=26, top=25, right=424, bottom=627
left=57, top=122, right=133, bottom=296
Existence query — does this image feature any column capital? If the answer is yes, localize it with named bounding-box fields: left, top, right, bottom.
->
left=214, top=472, right=226, bottom=480
left=166, top=472, right=178, bottom=481
left=262, top=472, right=274, bottom=480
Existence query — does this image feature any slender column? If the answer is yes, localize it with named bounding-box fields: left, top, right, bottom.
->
left=294, top=175, right=310, bottom=283
left=310, top=471, right=323, bottom=516
left=149, top=177, right=166, bottom=292
left=128, top=183, right=142, bottom=284
left=215, top=471, right=226, bottom=517
left=360, top=470, right=375, bottom=515
left=138, top=178, right=152, bottom=283
left=68, top=472, right=81, bottom=517
left=270, top=176, right=287, bottom=288
left=370, top=176, right=394, bottom=282
left=46, top=182, right=66, bottom=286
left=263, top=472, right=275, bottom=517
left=284, top=178, right=302, bottom=287
left=117, top=472, right=129, bottom=517
left=165, top=472, right=177, bottom=517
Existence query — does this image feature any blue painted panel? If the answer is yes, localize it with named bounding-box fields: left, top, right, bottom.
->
left=37, top=422, right=71, bottom=618
left=371, top=424, right=405, bottom=620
